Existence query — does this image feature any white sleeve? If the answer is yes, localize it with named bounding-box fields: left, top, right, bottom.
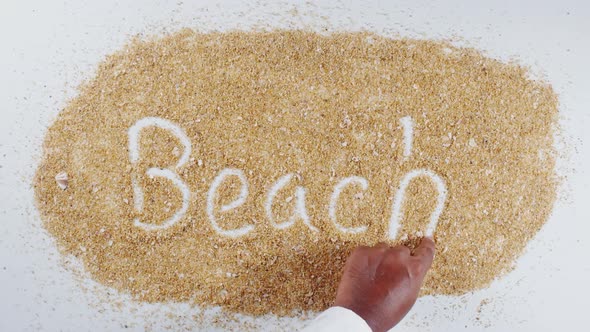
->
left=300, top=306, right=372, bottom=332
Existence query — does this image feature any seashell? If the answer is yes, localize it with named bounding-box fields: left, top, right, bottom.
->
left=55, top=171, right=68, bottom=190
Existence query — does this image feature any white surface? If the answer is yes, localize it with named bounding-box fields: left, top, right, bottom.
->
left=1, top=0, right=589, bottom=331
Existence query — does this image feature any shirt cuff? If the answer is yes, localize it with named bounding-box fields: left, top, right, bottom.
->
left=300, top=306, right=372, bottom=332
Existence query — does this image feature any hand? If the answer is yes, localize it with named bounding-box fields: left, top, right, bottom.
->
left=334, top=238, right=435, bottom=332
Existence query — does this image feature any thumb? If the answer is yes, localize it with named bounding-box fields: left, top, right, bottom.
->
left=411, top=237, right=436, bottom=276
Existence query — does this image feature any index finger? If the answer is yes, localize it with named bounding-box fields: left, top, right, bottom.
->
left=411, top=237, right=436, bottom=275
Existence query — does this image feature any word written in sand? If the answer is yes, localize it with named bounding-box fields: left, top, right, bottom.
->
left=128, top=116, right=448, bottom=239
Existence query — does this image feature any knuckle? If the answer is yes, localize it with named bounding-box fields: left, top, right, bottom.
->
left=355, top=245, right=370, bottom=252
left=409, top=262, right=423, bottom=278
left=351, top=246, right=369, bottom=256
left=391, top=245, right=411, bottom=256
left=410, top=258, right=430, bottom=277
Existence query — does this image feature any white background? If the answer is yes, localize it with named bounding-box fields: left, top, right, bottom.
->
left=1, top=0, right=589, bottom=331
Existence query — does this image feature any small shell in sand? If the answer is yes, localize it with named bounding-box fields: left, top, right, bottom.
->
left=55, top=172, right=68, bottom=190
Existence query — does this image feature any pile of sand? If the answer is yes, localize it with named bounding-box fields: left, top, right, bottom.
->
left=34, top=30, right=558, bottom=315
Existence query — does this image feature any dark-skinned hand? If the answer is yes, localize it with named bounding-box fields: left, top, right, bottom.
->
left=334, top=237, right=436, bottom=332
